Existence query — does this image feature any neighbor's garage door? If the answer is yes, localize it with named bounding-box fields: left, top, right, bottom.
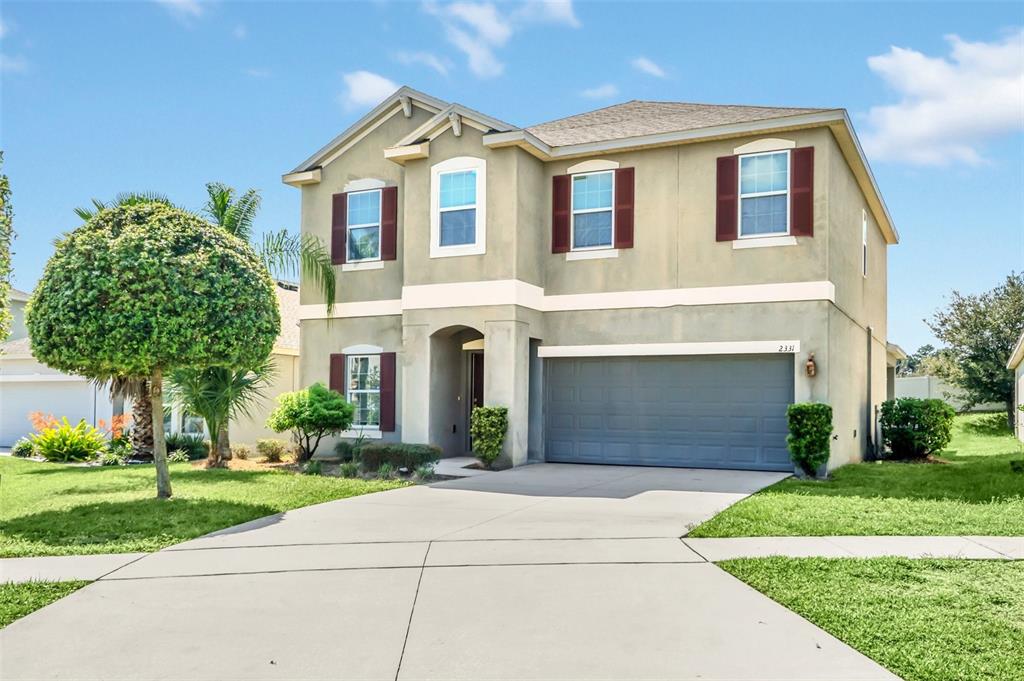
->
left=543, top=354, right=794, bottom=471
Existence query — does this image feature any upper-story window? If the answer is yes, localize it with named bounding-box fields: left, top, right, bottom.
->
left=739, top=150, right=789, bottom=237
left=347, top=355, right=381, bottom=429
left=571, top=170, right=614, bottom=249
left=431, top=156, right=487, bottom=258
left=347, top=189, right=381, bottom=262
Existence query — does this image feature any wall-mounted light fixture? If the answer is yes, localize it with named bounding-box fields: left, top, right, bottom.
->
left=805, top=352, right=817, bottom=377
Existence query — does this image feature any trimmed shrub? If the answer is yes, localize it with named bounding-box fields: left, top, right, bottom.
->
left=786, top=403, right=833, bottom=477
left=358, top=442, right=441, bottom=472
left=880, top=398, right=955, bottom=459
left=414, top=464, right=435, bottom=480
left=166, top=449, right=190, bottom=463
left=165, top=432, right=208, bottom=461
left=339, top=461, right=359, bottom=478
left=230, top=443, right=253, bottom=460
left=302, top=460, right=322, bottom=476
left=11, top=438, right=34, bottom=458
left=266, top=383, right=354, bottom=462
left=256, top=438, right=290, bottom=463
left=29, top=418, right=106, bottom=462
left=334, top=437, right=366, bottom=462
left=469, top=406, right=508, bottom=468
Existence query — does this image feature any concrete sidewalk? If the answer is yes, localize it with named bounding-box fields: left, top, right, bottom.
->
left=1, top=465, right=899, bottom=680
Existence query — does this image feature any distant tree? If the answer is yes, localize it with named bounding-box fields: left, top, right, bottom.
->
left=896, top=344, right=937, bottom=377
left=927, top=273, right=1024, bottom=428
left=0, top=152, right=14, bottom=344
left=28, top=203, right=279, bottom=497
left=266, top=383, right=354, bottom=462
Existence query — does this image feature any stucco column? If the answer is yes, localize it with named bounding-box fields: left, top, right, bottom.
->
left=484, top=319, right=530, bottom=467
left=402, top=323, right=431, bottom=444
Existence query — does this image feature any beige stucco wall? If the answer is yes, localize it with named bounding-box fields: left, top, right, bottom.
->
left=1016, top=364, right=1023, bottom=441
left=229, top=352, right=301, bottom=447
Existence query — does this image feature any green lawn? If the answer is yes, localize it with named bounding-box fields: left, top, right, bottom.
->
left=691, top=413, right=1024, bottom=537
left=720, top=557, right=1024, bottom=681
left=0, top=581, right=90, bottom=628
left=0, top=457, right=404, bottom=558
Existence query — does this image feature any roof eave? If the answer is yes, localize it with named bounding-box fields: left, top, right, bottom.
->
left=1008, top=330, right=1024, bottom=370
left=284, top=86, right=448, bottom=179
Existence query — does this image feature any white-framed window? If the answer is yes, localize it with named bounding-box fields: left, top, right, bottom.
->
left=861, top=209, right=868, bottom=278
left=347, top=189, right=382, bottom=262
left=739, top=150, right=790, bottom=237
left=430, top=156, right=486, bottom=258
left=571, top=170, right=615, bottom=250
left=347, top=355, right=381, bottom=429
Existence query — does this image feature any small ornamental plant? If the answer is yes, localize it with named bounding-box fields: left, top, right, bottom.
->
left=470, top=406, right=509, bottom=468
left=27, top=203, right=279, bottom=497
left=786, top=403, right=833, bottom=478
left=266, top=383, right=354, bottom=462
left=880, top=398, right=955, bottom=460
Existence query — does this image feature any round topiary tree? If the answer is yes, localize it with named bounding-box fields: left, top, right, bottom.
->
left=27, top=203, right=280, bottom=497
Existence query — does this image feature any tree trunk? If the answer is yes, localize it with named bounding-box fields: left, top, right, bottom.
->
left=131, top=382, right=154, bottom=460
left=151, top=368, right=172, bottom=499
left=218, top=426, right=231, bottom=462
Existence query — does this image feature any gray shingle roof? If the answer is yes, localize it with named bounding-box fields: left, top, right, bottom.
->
left=274, top=282, right=300, bottom=351
left=526, top=101, right=830, bottom=147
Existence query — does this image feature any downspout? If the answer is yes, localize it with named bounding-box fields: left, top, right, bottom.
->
left=866, top=326, right=874, bottom=459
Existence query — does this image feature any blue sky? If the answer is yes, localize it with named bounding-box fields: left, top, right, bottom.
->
left=1, top=0, right=1022, bottom=352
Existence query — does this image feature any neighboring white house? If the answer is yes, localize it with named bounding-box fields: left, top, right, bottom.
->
left=0, top=288, right=119, bottom=447
left=894, top=374, right=1003, bottom=413
left=1, top=283, right=301, bottom=448
left=1009, top=330, right=1024, bottom=442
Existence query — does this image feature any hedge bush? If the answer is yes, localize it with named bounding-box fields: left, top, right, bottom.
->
left=786, top=403, right=833, bottom=477
left=358, top=442, right=441, bottom=472
left=469, top=406, right=508, bottom=468
left=165, top=432, right=208, bottom=461
left=230, top=443, right=253, bottom=460
left=11, top=438, right=34, bottom=458
left=334, top=438, right=365, bottom=462
left=880, top=397, right=955, bottom=459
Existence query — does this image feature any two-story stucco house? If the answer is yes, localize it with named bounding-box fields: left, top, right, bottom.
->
left=284, top=87, right=898, bottom=472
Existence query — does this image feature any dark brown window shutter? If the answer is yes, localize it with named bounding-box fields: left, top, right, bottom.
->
left=329, top=353, right=346, bottom=394
left=715, top=156, right=738, bottom=242
left=790, top=147, right=814, bottom=237
left=380, top=352, right=396, bottom=432
left=380, top=186, right=398, bottom=261
left=552, top=175, right=571, bottom=253
left=613, top=167, right=635, bottom=249
left=331, top=193, right=347, bottom=264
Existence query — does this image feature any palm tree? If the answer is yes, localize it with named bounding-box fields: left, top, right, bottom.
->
left=166, top=356, right=274, bottom=467
left=73, top=192, right=173, bottom=221
left=197, top=182, right=334, bottom=463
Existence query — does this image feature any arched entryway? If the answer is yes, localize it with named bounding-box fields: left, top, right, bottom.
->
left=428, top=325, right=484, bottom=456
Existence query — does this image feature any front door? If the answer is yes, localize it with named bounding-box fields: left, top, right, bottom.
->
left=467, top=351, right=484, bottom=452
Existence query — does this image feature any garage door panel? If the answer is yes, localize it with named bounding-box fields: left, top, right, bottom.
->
left=543, top=354, right=794, bottom=472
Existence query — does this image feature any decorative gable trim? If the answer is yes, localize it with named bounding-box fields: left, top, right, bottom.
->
left=283, top=86, right=447, bottom=180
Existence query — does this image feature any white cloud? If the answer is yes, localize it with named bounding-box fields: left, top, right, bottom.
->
left=861, top=29, right=1024, bottom=166
left=424, top=1, right=579, bottom=78
left=154, top=0, right=205, bottom=21
left=581, top=83, right=618, bottom=99
left=513, top=0, right=580, bottom=28
left=395, top=50, right=453, bottom=76
left=631, top=56, right=666, bottom=78
left=0, top=54, right=29, bottom=73
left=340, top=70, right=399, bottom=110
left=244, top=67, right=271, bottom=78
left=232, top=24, right=247, bottom=40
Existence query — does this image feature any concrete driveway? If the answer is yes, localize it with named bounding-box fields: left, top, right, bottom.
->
left=0, top=463, right=896, bottom=680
